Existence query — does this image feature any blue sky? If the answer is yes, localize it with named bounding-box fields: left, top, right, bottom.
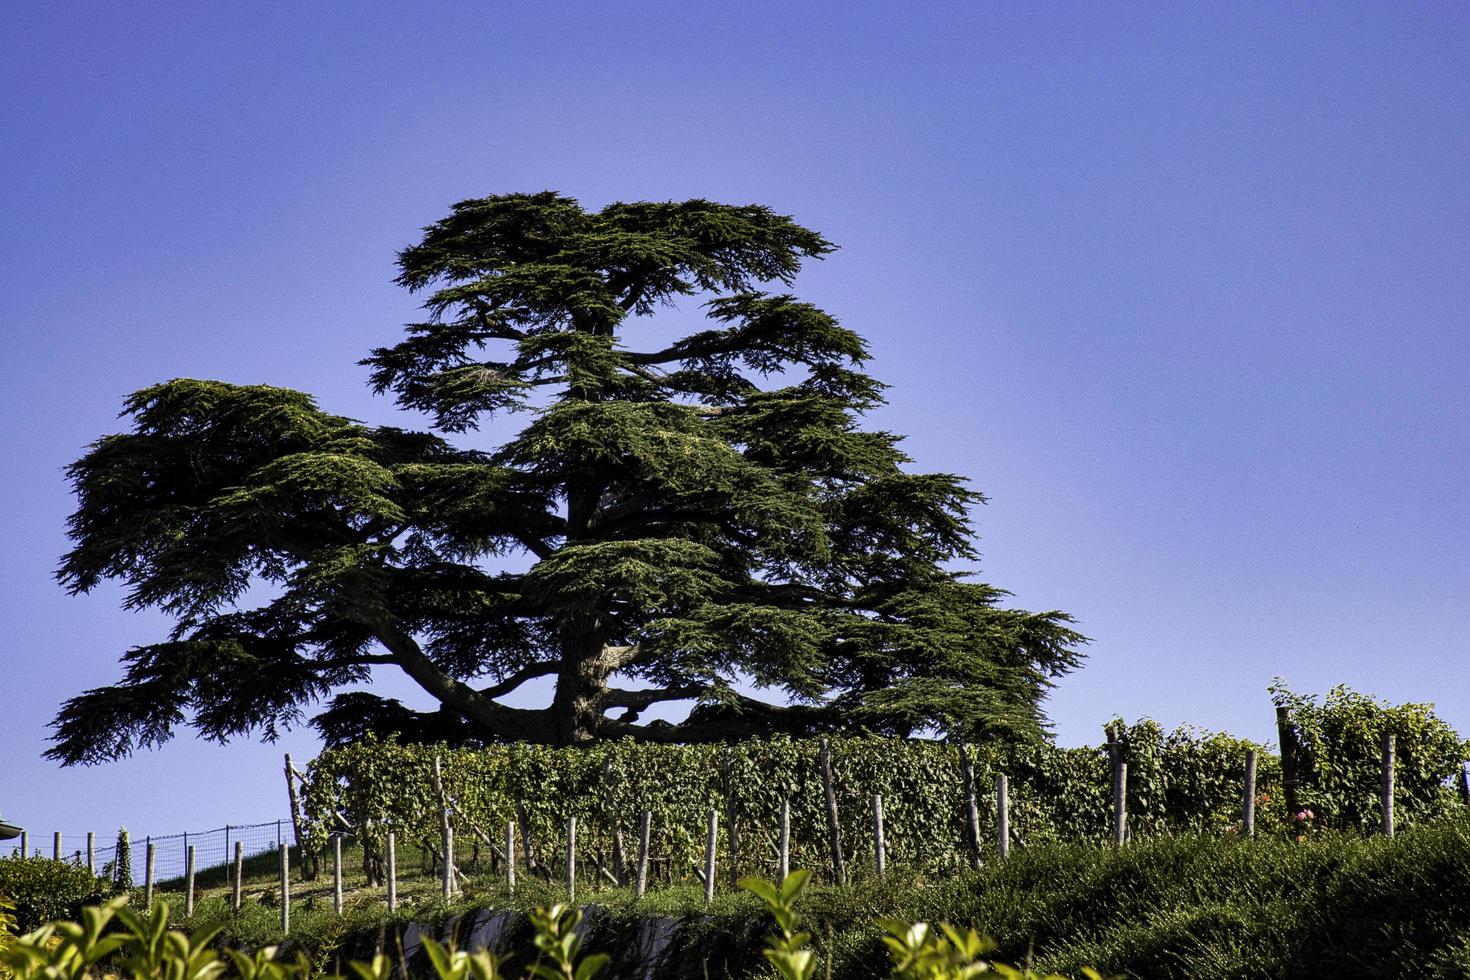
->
left=3, top=2, right=1469, bottom=844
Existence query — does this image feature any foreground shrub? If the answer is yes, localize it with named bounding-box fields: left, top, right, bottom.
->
left=0, top=879, right=1107, bottom=980
left=0, top=857, right=109, bottom=932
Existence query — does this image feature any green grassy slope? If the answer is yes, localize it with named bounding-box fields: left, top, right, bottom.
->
left=165, top=819, right=1470, bottom=979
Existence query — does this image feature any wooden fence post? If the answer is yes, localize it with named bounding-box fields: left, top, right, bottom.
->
left=506, top=819, right=517, bottom=891
left=53, top=832, right=61, bottom=862
left=1109, top=739, right=1128, bottom=848
left=635, top=810, right=651, bottom=898
left=959, top=745, right=982, bottom=870
left=778, top=798, right=791, bottom=883
left=17, top=831, right=25, bottom=859
left=704, top=810, right=718, bottom=904
left=284, top=753, right=309, bottom=879
left=871, top=794, right=886, bottom=880
left=279, top=843, right=290, bottom=934
left=386, top=831, right=397, bottom=911
left=515, top=805, right=535, bottom=878
left=144, top=841, right=155, bottom=909
left=601, top=759, right=628, bottom=888
left=1276, top=705, right=1300, bottom=820
left=233, top=841, right=243, bottom=913
left=1382, top=731, right=1396, bottom=838
left=185, top=845, right=196, bottom=917
left=1243, top=750, right=1258, bottom=837
left=86, top=832, right=94, bottom=873
left=996, top=774, right=1010, bottom=860
left=566, top=816, right=577, bottom=901
left=819, top=738, right=847, bottom=885
left=333, top=835, right=343, bottom=914
left=434, top=755, right=454, bottom=899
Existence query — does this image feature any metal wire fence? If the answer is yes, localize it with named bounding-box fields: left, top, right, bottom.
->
left=2, top=820, right=291, bottom=887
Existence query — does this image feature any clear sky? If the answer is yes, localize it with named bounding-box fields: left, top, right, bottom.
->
left=3, top=2, right=1469, bottom=845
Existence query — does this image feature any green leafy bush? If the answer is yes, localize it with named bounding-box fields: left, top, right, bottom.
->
left=0, top=857, right=109, bottom=932
left=1272, top=681, right=1467, bottom=830
left=0, top=883, right=1105, bottom=980
left=1, top=894, right=16, bottom=971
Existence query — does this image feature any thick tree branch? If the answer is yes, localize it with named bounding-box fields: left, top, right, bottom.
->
left=600, top=684, right=705, bottom=711
left=477, top=661, right=559, bottom=699
left=373, top=620, right=553, bottom=742
left=601, top=692, right=837, bottom=742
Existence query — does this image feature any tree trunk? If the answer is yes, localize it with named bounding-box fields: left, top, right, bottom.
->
left=551, top=626, right=612, bottom=745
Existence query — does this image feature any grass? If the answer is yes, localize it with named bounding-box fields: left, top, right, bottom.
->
left=146, top=817, right=1470, bottom=978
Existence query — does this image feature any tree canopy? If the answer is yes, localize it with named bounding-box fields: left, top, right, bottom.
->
left=50, top=192, right=1085, bottom=764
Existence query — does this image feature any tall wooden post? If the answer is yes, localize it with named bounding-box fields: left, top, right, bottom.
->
left=279, top=843, right=290, bottom=934
left=185, top=845, right=196, bottom=917
left=601, top=759, right=627, bottom=887
left=1382, top=731, right=1396, bottom=838
left=284, top=754, right=309, bottom=879
left=53, top=832, right=61, bottom=862
left=635, top=810, right=651, bottom=898
left=959, top=745, right=982, bottom=870
left=1243, top=750, right=1258, bottom=837
left=565, top=816, right=577, bottom=901
left=703, top=810, right=718, bottom=904
left=434, top=755, right=454, bottom=899
left=232, top=841, right=244, bottom=913
left=1109, top=739, right=1128, bottom=847
left=506, top=819, right=517, bottom=891
left=778, top=798, right=791, bottom=882
left=871, top=794, right=886, bottom=880
left=17, top=831, right=26, bottom=859
left=333, top=835, right=343, bottom=914
left=996, top=774, right=1010, bottom=860
left=515, top=805, right=535, bottom=878
left=86, top=832, right=95, bottom=873
left=386, top=831, right=398, bottom=911
left=819, top=738, right=847, bottom=885
left=1276, top=706, right=1300, bottom=820
left=144, top=841, right=155, bottom=909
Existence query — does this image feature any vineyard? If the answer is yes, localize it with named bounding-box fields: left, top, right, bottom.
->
left=299, top=686, right=1470, bottom=892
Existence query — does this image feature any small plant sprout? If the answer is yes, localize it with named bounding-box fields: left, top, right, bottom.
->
left=739, top=870, right=816, bottom=980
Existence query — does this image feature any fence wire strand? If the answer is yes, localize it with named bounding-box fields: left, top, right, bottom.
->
left=3, top=820, right=291, bottom=887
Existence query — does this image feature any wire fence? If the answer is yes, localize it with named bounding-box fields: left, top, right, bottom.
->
left=2, top=820, right=292, bottom=887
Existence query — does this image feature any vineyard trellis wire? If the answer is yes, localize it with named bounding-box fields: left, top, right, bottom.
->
left=2, top=820, right=290, bottom=887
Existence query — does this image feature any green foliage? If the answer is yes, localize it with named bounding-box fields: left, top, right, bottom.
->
left=303, top=685, right=1466, bottom=888
left=302, top=728, right=1290, bottom=879
left=107, top=828, right=133, bottom=895
left=525, top=905, right=607, bottom=980
left=1272, top=680, right=1466, bottom=830
left=0, top=895, right=15, bottom=971
left=740, top=871, right=817, bottom=980
left=67, top=822, right=1470, bottom=980
left=53, top=191, right=1086, bottom=763
left=953, top=820, right=1470, bottom=979
left=739, top=870, right=1106, bottom=980
left=0, top=857, right=109, bottom=932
